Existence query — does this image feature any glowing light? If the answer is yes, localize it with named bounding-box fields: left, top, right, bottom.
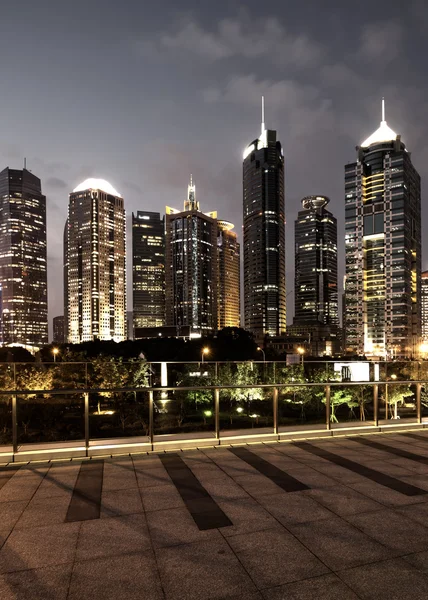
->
left=236, top=407, right=244, bottom=413
left=204, top=410, right=212, bottom=417
left=243, top=144, right=255, bottom=160
left=73, top=179, right=121, bottom=197
left=297, top=347, right=305, bottom=355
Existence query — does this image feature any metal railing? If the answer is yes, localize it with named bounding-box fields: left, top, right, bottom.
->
left=0, top=379, right=427, bottom=460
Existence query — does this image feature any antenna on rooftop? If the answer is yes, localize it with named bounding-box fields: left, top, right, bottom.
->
left=382, top=97, right=385, bottom=122
left=261, top=96, right=265, bottom=134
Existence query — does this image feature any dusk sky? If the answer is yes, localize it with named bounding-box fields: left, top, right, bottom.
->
left=2, top=0, right=428, bottom=337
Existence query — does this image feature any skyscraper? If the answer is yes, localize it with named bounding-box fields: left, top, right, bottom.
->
left=132, top=211, right=165, bottom=333
left=243, top=99, right=286, bottom=343
left=66, top=179, right=126, bottom=343
left=421, top=271, right=428, bottom=342
left=0, top=167, right=48, bottom=348
left=344, top=101, right=421, bottom=358
left=291, top=195, right=338, bottom=352
left=165, top=177, right=218, bottom=335
left=53, top=315, right=65, bottom=344
left=217, top=220, right=240, bottom=329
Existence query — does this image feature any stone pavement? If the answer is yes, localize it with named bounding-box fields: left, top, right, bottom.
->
left=3, top=431, right=428, bottom=598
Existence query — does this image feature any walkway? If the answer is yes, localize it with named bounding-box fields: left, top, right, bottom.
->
left=3, top=431, right=428, bottom=598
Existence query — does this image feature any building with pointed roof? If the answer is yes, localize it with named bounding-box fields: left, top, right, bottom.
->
left=344, top=101, right=421, bottom=358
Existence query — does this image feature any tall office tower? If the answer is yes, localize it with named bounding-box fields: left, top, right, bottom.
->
left=293, top=196, right=338, bottom=329
left=0, top=168, right=48, bottom=348
left=132, top=211, right=165, bottom=331
left=217, top=220, right=240, bottom=329
left=243, top=99, right=286, bottom=344
left=421, top=271, right=428, bottom=342
left=53, top=315, right=65, bottom=344
left=344, top=101, right=421, bottom=358
left=165, top=177, right=218, bottom=335
left=66, top=179, right=126, bottom=343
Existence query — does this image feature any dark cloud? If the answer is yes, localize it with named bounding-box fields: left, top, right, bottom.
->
left=46, top=177, right=68, bottom=189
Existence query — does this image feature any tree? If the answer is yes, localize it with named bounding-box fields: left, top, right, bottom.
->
left=388, top=384, right=414, bottom=419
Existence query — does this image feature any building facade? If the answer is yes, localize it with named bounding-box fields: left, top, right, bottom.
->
left=289, top=195, right=339, bottom=354
left=243, top=108, right=286, bottom=343
left=65, top=179, right=126, bottom=343
left=422, top=271, right=428, bottom=342
left=165, top=177, right=218, bottom=335
left=217, top=220, right=240, bottom=329
left=0, top=168, right=48, bottom=348
left=344, top=102, right=421, bottom=358
left=132, top=211, right=165, bottom=333
left=53, top=315, right=65, bottom=344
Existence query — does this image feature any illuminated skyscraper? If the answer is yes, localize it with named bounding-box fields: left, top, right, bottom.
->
left=132, top=211, right=165, bottom=332
left=291, top=196, right=338, bottom=352
left=66, top=179, right=126, bottom=343
left=165, top=177, right=218, bottom=335
left=421, top=271, right=428, bottom=342
left=0, top=167, right=48, bottom=348
left=53, top=315, right=65, bottom=344
left=243, top=99, right=286, bottom=343
left=344, top=101, right=421, bottom=358
left=217, top=220, right=240, bottom=329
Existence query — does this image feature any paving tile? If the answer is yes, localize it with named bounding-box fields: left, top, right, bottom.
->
left=0, top=476, right=44, bottom=502
left=32, top=475, right=76, bottom=500
left=395, top=502, right=428, bottom=527
left=278, top=467, right=338, bottom=489
left=136, top=468, right=172, bottom=488
left=101, top=489, right=144, bottom=518
left=346, top=508, right=428, bottom=554
left=102, top=471, right=138, bottom=492
left=338, top=557, right=428, bottom=599
left=215, top=497, right=277, bottom=537
left=76, top=514, right=151, bottom=561
left=261, top=572, right=360, bottom=599
left=202, top=478, right=249, bottom=501
left=0, top=530, right=11, bottom=550
left=0, top=501, right=28, bottom=529
left=349, top=480, right=428, bottom=506
left=227, top=527, right=329, bottom=588
left=0, top=563, right=73, bottom=600
left=147, top=506, right=223, bottom=548
left=258, top=491, right=334, bottom=524
left=156, top=537, right=257, bottom=600
left=140, top=483, right=184, bottom=512
left=287, top=516, right=392, bottom=571
left=0, top=522, right=80, bottom=573
left=310, top=463, right=368, bottom=484
left=69, top=552, right=163, bottom=600
left=132, top=456, right=164, bottom=471
left=306, top=485, right=384, bottom=516
left=403, top=549, right=428, bottom=573
left=15, top=495, right=72, bottom=529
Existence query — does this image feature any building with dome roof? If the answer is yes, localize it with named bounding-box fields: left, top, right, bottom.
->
left=344, top=101, right=421, bottom=358
left=65, top=178, right=126, bottom=343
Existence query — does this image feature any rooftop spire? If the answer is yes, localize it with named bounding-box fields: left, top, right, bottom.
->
left=261, top=96, right=265, bottom=135
left=184, top=174, right=199, bottom=211
left=382, top=97, right=385, bottom=123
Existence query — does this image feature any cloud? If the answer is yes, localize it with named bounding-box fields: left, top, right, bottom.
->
left=358, top=20, right=403, bottom=62
left=46, top=177, right=68, bottom=189
left=141, top=15, right=324, bottom=68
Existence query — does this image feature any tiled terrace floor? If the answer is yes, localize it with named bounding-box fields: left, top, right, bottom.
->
left=3, top=431, right=428, bottom=598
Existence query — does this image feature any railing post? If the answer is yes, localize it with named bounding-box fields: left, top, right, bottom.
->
left=417, top=383, right=422, bottom=424
left=385, top=383, right=389, bottom=420
left=149, top=390, right=154, bottom=451
left=273, top=387, right=278, bottom=436
left=84, top=392, right=89, bottom=457
left=214, top=388, right=220, bottom=441
left=325, top=385, right=331, bottom=430
left=373, top=384, right=379, bottom=427
left=12, top=394, right=17, bottom=457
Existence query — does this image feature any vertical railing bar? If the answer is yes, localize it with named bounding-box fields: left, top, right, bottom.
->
left=84, top=392, right=89, bottom=457
left=325, top=385, right=331, bottom=431
left=12, top=394, right=17, bottom=458
left=385, top=383, right=389, bottom=421
left=149, top=390, right=154, bottom=451
left=417, top=383, right=422, bottom=424
left=273, top=387, right=278, bottom=436
left=214, top=388, right=220, bottom=442
left=373, top=384, right=379, bottom=427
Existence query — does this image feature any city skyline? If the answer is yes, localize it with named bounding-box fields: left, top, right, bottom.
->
left=2, top=1, right=428, bottom=339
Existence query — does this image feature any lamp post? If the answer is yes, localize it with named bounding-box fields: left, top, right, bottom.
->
left=52, top=348, right=59, bottom=363
left=201, top=347, right=210, bottom=364
left=257, top=347, right=265, bottom=362
left=297, top=347, right=305, bottom=366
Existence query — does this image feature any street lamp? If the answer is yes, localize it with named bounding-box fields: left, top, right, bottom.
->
left=257, top=347, right=265, bottom=362
left=297, top=347, right=305, bottom=365
left=52, top=347, right=59, bottom=363
left=201, top=347, right=210, bottom=364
